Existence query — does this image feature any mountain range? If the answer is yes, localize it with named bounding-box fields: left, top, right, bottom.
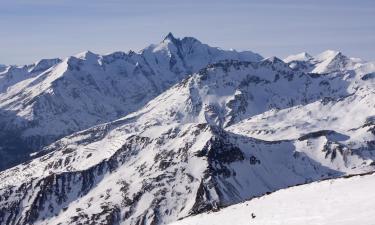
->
left=0, top=34, right=374, bottom=225
left=0, top=33, right=261, bottom=170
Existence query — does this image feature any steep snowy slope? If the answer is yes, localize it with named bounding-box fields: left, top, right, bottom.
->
left=0, top=34, right=262, bottom=170
left=171, top=172, right=375, bottom=225
left=0, top=58, right=374, bottom=225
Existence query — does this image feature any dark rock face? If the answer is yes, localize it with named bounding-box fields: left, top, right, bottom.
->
left=190, top=181, right=218, bottom=214
left=323, top=142, right=345, bottom=161
left=298, top=130, right=335, bottom=141
left=190, top=127, right=247, bottom=214
left=361, top=72, right=375, bottom=81
left=192, top=128, right=245, bottom=215
left=196, top=134, right=245, bottom=164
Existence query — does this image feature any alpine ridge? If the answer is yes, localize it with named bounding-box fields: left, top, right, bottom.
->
left=0, top=33, right=262, bottom=170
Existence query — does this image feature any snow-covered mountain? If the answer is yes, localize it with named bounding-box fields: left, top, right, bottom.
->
left=171, top=172, right=375, bottom=225
left=0, top=33, right=262, bottom=170
left=0, top=50, right=374, bottom=225
left=284, top=50, right=370, bottom=74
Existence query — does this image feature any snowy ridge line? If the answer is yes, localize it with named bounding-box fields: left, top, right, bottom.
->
left=0, top=33, right=263, bottom=171
left=177, top=169, right=375, bottom=222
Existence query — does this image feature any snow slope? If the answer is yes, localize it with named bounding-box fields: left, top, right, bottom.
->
left=0, top=56, right=374, bottom=225
left=171, top=172, right=375, bottom=225
left=0, top=33, right=262, bottom=170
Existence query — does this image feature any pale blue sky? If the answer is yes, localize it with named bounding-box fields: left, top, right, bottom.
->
left=0, top=0, right=374, bottom=65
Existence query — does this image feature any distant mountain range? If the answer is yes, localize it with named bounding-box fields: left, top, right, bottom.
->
left=0, top=34, right=374, bottom=225
left=0, top=33, right=261, bottom=170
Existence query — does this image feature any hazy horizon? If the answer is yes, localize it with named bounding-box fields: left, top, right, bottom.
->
left=1, top=0, right=374, bottom=65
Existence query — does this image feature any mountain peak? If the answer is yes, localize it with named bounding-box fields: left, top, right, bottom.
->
left=75, top=50, right=98, bottom=59
left=284, top=52, right=313, bottom=63
left=263, top=56, right=285, bottom=64
left=311, top=50, right=355, bottom=73
left=315, top=50, right=341, bottom=62
left=163, top=32, right=178, bottom=42
left=73, top=50, right=100, bottom=64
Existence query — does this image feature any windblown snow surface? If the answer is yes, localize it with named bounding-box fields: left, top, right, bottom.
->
left=0, top=34, right=374, bottom=225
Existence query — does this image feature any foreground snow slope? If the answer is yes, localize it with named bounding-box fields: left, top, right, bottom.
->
left=0, top=57, right=374, bottom=225
left=171, top=172, right=375, bottom=225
